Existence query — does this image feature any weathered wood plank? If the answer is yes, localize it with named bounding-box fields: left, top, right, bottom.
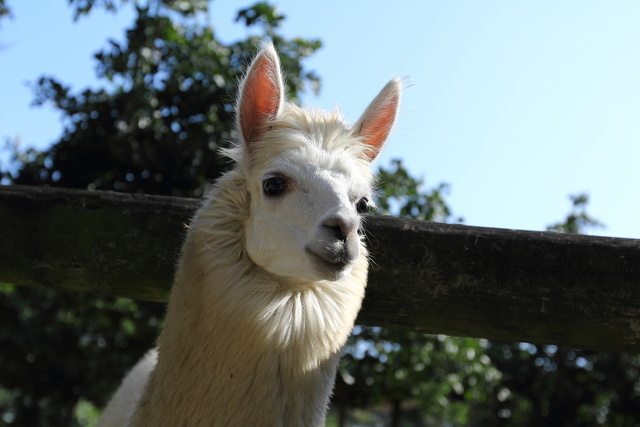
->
left=0, top=185, right=196, bottom=301
left=1, top=185, right=639, bottom=353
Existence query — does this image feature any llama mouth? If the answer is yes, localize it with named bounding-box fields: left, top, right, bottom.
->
left=305, top=248, right=352, bottom=278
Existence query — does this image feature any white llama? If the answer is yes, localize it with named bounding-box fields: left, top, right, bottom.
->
left=98, top=42, right=401, bottom=426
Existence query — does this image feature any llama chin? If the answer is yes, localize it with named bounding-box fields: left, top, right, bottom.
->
left=98, top=42, right=401, bottom=427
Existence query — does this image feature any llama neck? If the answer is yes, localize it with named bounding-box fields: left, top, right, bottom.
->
left=131, top=170, right=368, bottom=426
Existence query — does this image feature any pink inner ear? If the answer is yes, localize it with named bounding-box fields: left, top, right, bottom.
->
left=239, top=54, right=282, bottom=145
left=359, top=93, right=400, bottom=160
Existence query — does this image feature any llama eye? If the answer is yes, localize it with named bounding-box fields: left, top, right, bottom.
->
left=263, top=176, right=287, bottom=196
left=355, top=197, right=370, bottom=214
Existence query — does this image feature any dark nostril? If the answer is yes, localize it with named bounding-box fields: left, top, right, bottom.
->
left=322, top=216, right=356, bottom=241
left=328, top=225, right=343, bottom=240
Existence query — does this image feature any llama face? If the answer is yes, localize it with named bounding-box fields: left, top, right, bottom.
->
left=235, top=42, right=401, bottom=283
left=244, top=139, right=373, bottom=282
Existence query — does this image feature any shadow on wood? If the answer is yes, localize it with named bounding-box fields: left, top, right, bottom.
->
left=1, top=185, right=639, bottom=353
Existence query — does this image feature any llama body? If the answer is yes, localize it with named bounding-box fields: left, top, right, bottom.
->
left=99, top=43, right=401, bottom=426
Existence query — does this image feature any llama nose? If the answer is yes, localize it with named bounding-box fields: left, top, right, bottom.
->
left=322, top=215, right=358, bottom=241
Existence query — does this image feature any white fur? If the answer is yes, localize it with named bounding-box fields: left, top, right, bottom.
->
left=98, top=42, right=401, bottom=427
left=97, top=349, right=157, bottom=426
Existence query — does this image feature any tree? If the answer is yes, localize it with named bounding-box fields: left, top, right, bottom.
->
left=546, top=193, right=604, bottom=235
left=0, top=0, right=10, bottom=24
left=0, top=1, right=320, bottom=425
left=3, top=2, right=319, bottom=197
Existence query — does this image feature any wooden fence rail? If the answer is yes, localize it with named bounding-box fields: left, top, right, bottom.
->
left=1, top=185, right=639, bottom=353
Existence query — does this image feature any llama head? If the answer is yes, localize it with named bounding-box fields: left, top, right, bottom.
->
left=233, top=43, right=401, bottom=283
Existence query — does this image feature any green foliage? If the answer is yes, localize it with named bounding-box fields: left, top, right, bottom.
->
left=484, top=343, right=640, bottom=426
left=236, top=1, right=284, bottom=28
left=376, top=159, right=460, bottom=222
left=334, top=329, right=502, bottom=426
left=3, top=1, right=320, bottom=197
left=0, top=286, right=164, bottom=426
left=68, top=0, right=208, bottom=20
left=0, top=0, right=11, bottom=24
left=547, top=193, right=605, bottom=234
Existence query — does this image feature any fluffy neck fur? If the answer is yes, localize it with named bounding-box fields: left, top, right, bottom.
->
left=130, top=166, right=369, bottom=426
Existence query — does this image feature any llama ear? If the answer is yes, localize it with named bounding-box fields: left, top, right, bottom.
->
left=353, top=78, right=402, bottom=161
left=236, top=43, right=284, bottom=149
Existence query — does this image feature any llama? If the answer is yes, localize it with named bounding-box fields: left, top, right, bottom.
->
left=98, top=42, right=401, bottom=426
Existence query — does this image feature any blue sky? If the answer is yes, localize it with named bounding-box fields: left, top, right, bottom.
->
left=2, top=1, right=640, bottom=238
